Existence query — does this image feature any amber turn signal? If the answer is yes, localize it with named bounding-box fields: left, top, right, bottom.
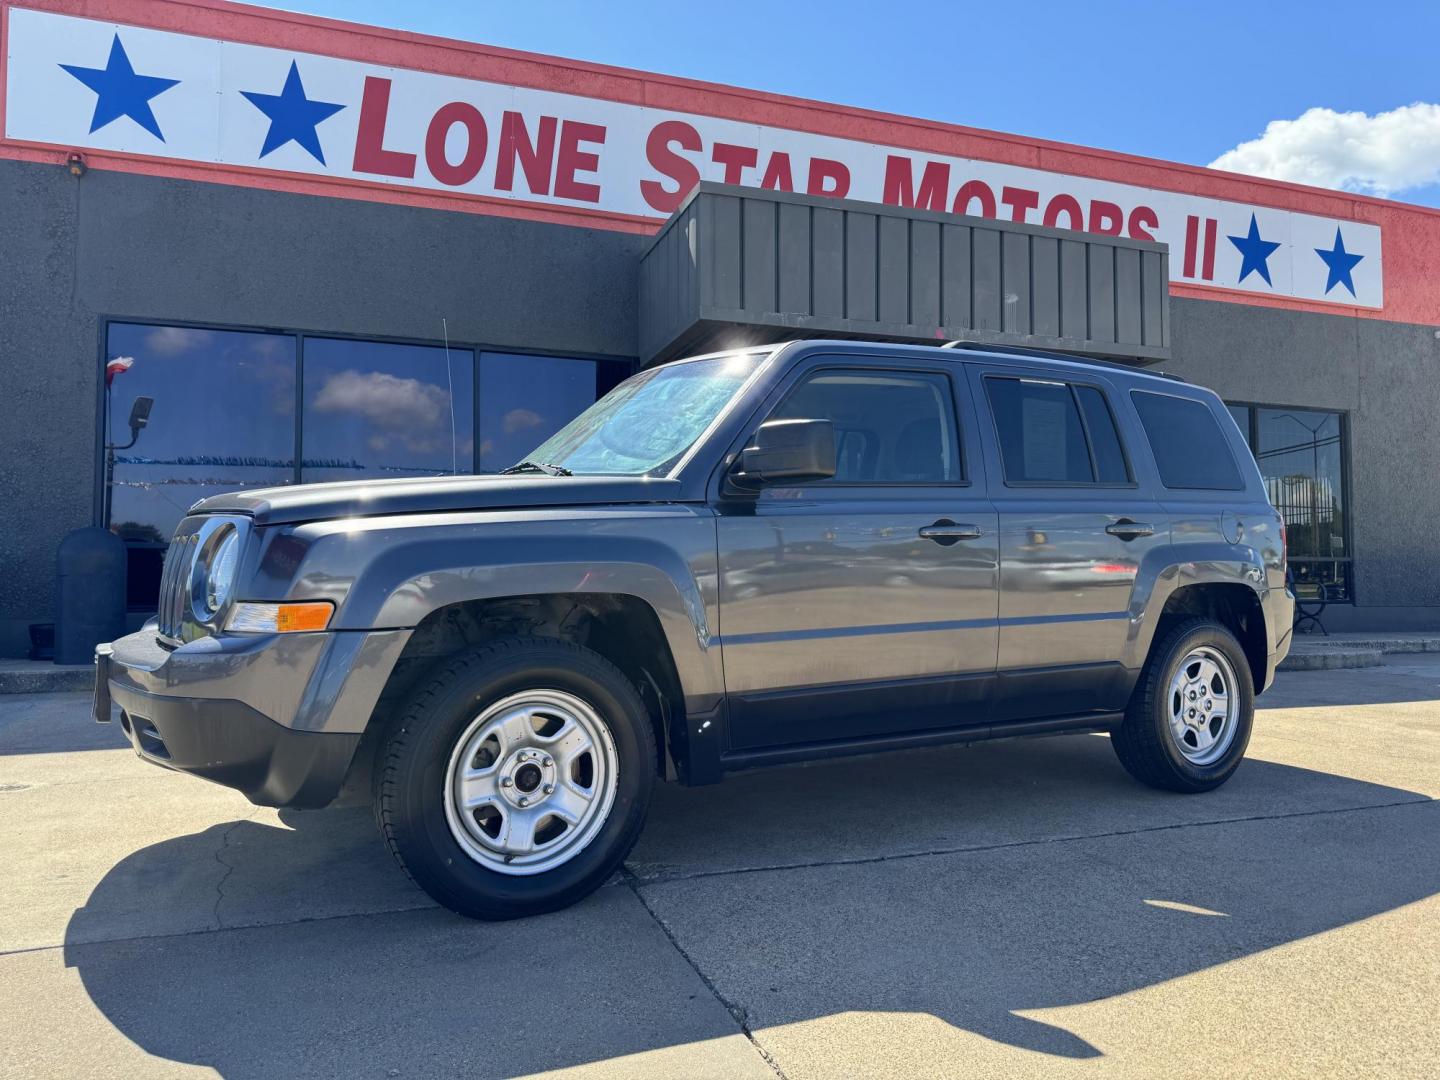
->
left=226, top=601, right=333, bottom=634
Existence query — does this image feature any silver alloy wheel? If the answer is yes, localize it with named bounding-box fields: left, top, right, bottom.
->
left=1166, top=646, right=1240, bottom=765
left=443, top=689, right=620, bottom=876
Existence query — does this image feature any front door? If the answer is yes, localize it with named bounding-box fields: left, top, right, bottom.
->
left=968, top=366, right=1167, bottom=720
left=717, top=360, right=999, bottom=751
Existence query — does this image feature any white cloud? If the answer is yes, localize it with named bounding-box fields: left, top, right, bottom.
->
left=1209, top=102, right=1440, bottom=198
left=145, top=326, right=212, bottom=356
left=313, top=368, right=456, bottom=454
left=502, top=407, right=544, bottom=435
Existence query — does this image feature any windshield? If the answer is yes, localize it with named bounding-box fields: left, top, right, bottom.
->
left=525, top=352, right=767, bottom=476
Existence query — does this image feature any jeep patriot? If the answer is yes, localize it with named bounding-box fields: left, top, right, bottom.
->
left=96, top=340, right=1294, bottom=919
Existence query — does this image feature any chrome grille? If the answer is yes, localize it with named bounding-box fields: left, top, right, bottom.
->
left=156, top=531, right=199, bottom=642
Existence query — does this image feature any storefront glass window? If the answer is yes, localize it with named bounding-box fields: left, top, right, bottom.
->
left=301, top=338, right=474, bottom=483
left=105, top=324, right=632, bottom=611
left=106, top=325, right=296, bottom=604
left=478, top=353, right=629, bottom=472
left=1227, top=402, right=1351, bottom=602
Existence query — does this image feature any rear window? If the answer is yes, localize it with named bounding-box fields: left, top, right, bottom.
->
left=985, top=377, right=1131, bottom=485
left=1131, top=391, right=1244, bottom=490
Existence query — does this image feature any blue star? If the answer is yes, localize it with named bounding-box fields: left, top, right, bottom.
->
left=1314, top=228, right=1364, bottom=297
left=241, top=61, right=344, bottom=165
left=60, top=34, right=179, bottom=141
left=1228, top=213, right=1282, bottom=287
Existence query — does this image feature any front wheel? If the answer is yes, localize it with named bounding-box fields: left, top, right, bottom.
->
left=375, top=638, right=655, bottom=919
left=1111, top=618, right=1254, bottom=793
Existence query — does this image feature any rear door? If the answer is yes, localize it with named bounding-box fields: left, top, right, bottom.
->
left=967, top=364, right=1167, bottom=720
left=716, top=355, right=999, bottom=751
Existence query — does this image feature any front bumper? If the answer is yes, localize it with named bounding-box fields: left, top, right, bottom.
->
left=97, top=624, right=410, bottom=808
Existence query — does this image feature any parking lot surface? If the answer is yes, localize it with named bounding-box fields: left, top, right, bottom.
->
left=2, top=659, right=1437, bottom=1079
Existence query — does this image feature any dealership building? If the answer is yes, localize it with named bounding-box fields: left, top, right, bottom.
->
left=3, top=0, right=1440, bottom=656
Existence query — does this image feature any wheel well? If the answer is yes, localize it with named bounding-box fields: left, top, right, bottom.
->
left=373, top=593, right=684, bottom=779
left=1154, top=583, right=1267, bottom=690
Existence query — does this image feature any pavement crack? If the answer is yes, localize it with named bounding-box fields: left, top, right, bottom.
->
left=630, top=795, right=1438, bottom=886
left=622, top=867, right=789, bottom=1080
left=211, top=812, right=258, bottom=930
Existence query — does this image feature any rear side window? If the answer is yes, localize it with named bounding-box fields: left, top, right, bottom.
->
left=1130, top=391, right=1244, bottom=490
left=985, top=377, right=1131, bottom=485
left=1075, top=386, right=1131, bottom=484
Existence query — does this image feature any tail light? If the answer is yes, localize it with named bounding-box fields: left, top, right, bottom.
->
left=1278, top=516, right=1288, bottom=569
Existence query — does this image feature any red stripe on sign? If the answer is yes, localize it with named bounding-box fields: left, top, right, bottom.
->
left=1202, top=217, right=1218, bottom=281
left=1183, top=215, right=1199, bottom=279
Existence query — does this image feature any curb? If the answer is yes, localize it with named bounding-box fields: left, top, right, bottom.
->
left=0, top=666, right=94, bottom=695
left=1278, top=649, right=1384, bottom=672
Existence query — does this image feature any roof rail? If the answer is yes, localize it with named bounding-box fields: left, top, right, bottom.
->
left=938, top=340, right=1185, bottom=382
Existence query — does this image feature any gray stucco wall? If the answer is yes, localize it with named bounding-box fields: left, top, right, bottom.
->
left=0, top=157, right=645, bottom=655
left=1167, top=295, right=1440, bottom=628
left=2, top=155, right=1437, bottom=654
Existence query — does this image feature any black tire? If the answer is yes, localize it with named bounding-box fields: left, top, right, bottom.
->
left=1111, top=618, right=1254, bottom=793
left=374, top=637, right=655, bottom=920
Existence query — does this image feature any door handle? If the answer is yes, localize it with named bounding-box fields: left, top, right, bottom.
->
left=919, top=520, right=984, bottom=545
left=1106, top=520, right=1156, bottom=540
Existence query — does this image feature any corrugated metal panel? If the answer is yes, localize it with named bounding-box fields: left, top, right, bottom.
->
left=639, top=182, right=1171, bottom=365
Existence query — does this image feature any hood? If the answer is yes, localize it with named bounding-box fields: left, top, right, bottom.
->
left=192, top=474, right=687, bottom=527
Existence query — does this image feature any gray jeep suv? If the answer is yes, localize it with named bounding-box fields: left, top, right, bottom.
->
left=96, top=340, right=1293, bottom=919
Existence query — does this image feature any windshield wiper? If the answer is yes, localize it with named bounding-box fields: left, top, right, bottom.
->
left=501, top=460, right=573, bottom=477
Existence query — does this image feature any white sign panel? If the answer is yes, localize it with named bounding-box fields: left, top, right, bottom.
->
left=5, top=6, right=1383, bottom=307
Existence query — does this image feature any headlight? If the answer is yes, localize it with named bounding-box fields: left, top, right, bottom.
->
left=202, top=527, right=241, bottom=615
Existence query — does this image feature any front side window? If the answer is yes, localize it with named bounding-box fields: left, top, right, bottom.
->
left=529, top=352, right=765, bottom=476
left=1131, top=391, right=1244, bottom=490
left=771, top=369, right=962, bottom=484
left=301, top=338, right=473, bottom=483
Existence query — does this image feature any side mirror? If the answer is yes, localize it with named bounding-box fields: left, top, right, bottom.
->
left=731, top=418, right=836, bottom=489
left=127, top=397, right=154, bottom=439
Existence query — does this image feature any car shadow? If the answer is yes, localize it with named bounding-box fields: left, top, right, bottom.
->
left=61, top=733, right=1439, bottom=1077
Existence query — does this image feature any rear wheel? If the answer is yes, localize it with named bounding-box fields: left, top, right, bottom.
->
left=375, top=637, right=655, bottom=919
left=1111, top=618, right=1254, bottom=792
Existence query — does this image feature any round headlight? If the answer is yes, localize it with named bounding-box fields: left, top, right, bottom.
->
left=204, top=528, right=241, bottom=614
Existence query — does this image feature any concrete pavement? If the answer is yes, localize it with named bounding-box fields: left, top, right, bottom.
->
left=1, top=661, right=1437, bottom=1078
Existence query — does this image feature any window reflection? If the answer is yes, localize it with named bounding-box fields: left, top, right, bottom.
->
left=479, top=353, right=628, bottom=472
left=1255, top=408, right=1349, bottom=598
left=1226, top=402, right=1351, bottom=602
left=104, top=324, right=632, bottom=610
left=106, top=324, right=296, bottom=544
left=302, top=338, right=474, bottom=483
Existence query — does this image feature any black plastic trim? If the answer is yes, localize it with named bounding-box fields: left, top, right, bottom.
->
left=109, top=681, right=361, bottom=808
left=720, top=712, right=1122, bottom=771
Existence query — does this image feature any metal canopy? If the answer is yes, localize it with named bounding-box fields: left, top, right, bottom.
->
left=640, top=182, right=1171, bottom=366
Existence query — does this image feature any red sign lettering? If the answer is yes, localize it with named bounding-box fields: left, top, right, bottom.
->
left=352, top=77, right=416, bottom=179
left=424, top=102, right=487, bottom=187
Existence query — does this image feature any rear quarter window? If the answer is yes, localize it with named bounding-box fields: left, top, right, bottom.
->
left=1130, top=390, right=1245, bottom=490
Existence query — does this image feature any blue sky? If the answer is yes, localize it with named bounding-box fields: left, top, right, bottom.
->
left=251, top=0, right=1440, bottom=207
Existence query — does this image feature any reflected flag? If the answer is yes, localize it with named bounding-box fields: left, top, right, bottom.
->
left=105, top=355, right=134, bottom=388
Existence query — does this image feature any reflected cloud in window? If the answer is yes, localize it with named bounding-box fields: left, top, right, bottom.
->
left=479, top=353, right=629, bottom=473
left=301, top=338, right=473, bottom=483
